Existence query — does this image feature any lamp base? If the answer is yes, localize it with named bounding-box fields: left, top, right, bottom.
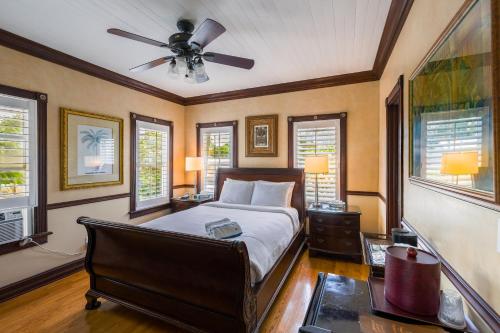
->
left=311, top=201, right=322, bottom=208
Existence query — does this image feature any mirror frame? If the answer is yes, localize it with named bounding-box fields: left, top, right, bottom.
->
left=408, top=0, right=500, bottom=208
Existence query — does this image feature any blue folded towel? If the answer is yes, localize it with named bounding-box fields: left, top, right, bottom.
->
left=205, top=218, right=242, bottom=239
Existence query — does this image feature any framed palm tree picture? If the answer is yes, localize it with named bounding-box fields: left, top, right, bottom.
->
left=60, top=108, right=123, bottom=190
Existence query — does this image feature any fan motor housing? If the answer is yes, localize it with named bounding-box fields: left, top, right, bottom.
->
left=169, top=32, right=191, bottom=51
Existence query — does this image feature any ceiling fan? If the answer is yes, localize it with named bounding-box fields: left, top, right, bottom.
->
left=108, top=19, right=254, bottom=84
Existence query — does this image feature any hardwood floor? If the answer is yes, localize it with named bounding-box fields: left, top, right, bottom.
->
left=0, top=249, right=369, bottom=333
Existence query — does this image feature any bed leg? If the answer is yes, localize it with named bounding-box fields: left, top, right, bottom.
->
left=85, top=292, right=101, bottom=310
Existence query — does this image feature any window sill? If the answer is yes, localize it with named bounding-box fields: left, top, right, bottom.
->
left=129, top=203, right=171, bottom=219
left=409, top=176, right=499, bottom=212
left=0, top=231, right=53, bottom=256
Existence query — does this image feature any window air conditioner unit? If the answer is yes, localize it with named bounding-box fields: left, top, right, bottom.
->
left=0, top=209, right=24, bottom=245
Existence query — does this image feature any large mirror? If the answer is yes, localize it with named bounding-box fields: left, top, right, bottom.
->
left=410, top=0, right=497, bottom=201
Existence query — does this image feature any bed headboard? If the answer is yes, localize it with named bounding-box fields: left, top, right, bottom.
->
left=214, top=168, right=306, bottom=223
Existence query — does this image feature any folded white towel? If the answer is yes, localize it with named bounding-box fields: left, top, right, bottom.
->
left=205, top=219, right=242, bottom=239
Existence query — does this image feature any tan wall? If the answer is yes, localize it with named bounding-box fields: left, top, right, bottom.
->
left=0, top=45, right=185, bottom=286
left=185, top=81, right=380, bottom=232
left=378, top=0, right=500, bottom=313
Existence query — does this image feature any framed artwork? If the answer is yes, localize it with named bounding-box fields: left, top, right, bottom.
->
left=409, top=0, right=499, bottom=203
left=246, top=114, right=278, bottom=157
left=60, top=108, right=123, bottom=190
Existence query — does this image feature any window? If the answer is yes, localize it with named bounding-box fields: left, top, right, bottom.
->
left=197, top=121, right=238, bottom=194
left=130, top=113, right=173, bottom=218
left=0, top=85, right=47, bottom=254
left=421, top=110, right=488, bottom=189
left=289, top=114, right=346, bottom=204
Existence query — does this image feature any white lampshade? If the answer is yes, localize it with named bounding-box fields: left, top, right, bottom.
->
left=441, top=151, right=479, bottom=175
left=185, top=156, right=203, bottom=171
left=304, top=155, right=329, bottom=174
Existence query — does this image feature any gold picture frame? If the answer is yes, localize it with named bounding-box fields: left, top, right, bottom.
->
left=245, top=114, right=278, bottom=157
left=60, top=108, right=123, bottom=190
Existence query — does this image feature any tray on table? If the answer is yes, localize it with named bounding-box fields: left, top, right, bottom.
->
left=367, top=277, right=476, bottom=333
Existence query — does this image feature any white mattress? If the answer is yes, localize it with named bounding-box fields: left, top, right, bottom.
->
left=140, top=201, right=300, bottom=283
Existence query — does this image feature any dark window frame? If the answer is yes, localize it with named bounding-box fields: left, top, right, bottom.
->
left=0, top=83, right=49, bottom=255
left=288, top=113, right=347, bottom=203
left=196, top=121, right=238, bottom=193
left=129, top=113, right=173, bottom=219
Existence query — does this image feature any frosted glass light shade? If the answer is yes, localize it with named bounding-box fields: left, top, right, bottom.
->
left=175, top=57, right=187, bottom=72
left=440, top=151, right=479, bottom=175
left=167, top=59, right=180, bottom=79
left=194, top=60, right=209, bottom=83
left=185, top=156, right=203, bottom=171
left=304, top=155, right=328, bottom=174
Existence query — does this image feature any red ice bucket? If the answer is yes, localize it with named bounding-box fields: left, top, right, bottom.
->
left=384, top=246, right=441, bottom=316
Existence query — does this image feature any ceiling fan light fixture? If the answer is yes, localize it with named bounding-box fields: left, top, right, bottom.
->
left=109, top=18, right=254, bottom=84
left=175, top=56, right=188, bottom=73
left=184, top=65, right=196, bottom=84
left=167, top=59, right=180, bottom=79
left=193, top=59, right=209, bottom=83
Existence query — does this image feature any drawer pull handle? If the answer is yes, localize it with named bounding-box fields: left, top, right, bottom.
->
left=344, top=230, right=352, bottom=235
left=315, top=226, right=325, bottom=232
left=344, top=241, right=352, bottom=246
left=317, top=238, right=325, bottom=244
left=316, top=218, right=323, bottom=223
left=344, top=220, right=352, bottom=225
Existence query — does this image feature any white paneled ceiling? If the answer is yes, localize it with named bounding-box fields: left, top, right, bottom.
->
left=0, top=0, right=391, bottom=97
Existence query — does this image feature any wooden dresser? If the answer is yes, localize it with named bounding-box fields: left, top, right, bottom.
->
left=308, top=205, right=362, bottom=263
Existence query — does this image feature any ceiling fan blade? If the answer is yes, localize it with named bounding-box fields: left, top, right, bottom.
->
left=189, top=19, right=226, bottom=48
left=108, top=28, right=169, bottom=48
left=130, top=56, right=174, bottom=73
left=203, top=52, right=254, bottom=70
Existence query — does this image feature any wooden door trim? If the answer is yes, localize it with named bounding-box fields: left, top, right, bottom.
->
left=386, top=75, right=404, bottom=233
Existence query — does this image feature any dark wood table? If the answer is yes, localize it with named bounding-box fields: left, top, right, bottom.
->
left=170, top=196, right=213, bottom=212
left=300, top=273, right=449, bottom=333
left=308, top=205, right=362, bottom=263
left=360, top=232, right=393, bottom=278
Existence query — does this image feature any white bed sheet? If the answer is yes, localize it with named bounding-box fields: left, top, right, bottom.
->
left=139, top=201, right=300, bottom=283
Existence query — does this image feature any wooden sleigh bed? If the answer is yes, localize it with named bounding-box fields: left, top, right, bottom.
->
left=77, top=168, right=306, bottom=333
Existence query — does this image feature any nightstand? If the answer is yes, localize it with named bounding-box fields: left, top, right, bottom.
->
left=171, top=197, right=213, bottom=213
left=308, top=204, right=362, bottom=263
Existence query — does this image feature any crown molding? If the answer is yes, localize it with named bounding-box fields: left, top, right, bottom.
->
left=0, top=28, right=185, bottom=105
left=184, top=70, right=379, bottom=105
left=372, top=0, right=414, bottom=77
left=0, top=0, right=413, bottom=106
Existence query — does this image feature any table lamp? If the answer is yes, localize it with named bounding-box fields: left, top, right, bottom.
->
left=440, top=151, right=479, bottom=185
left=185, top=156, right=203, bottom=193
left=304, top=155, right=329, bottom=208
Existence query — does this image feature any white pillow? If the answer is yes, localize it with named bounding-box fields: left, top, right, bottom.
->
left=219, top=179, right=254, bottom=204
left=250, top=181, right=295, bottom=207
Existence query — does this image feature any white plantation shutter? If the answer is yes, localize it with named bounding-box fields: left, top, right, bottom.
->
left=0, top=94, right=37, bottom=241
left=0, top=94, right=37, bottom=211
left=135, top=120, right=170, bottom=209
left=294, top=119, right=340, bottom=203
left=422, top=109, right=486, bottom=187
left=200, top=126, right=233, bottom=193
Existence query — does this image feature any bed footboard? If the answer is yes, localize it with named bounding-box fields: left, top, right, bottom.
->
left=77, top=217, right=257, bottom=333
